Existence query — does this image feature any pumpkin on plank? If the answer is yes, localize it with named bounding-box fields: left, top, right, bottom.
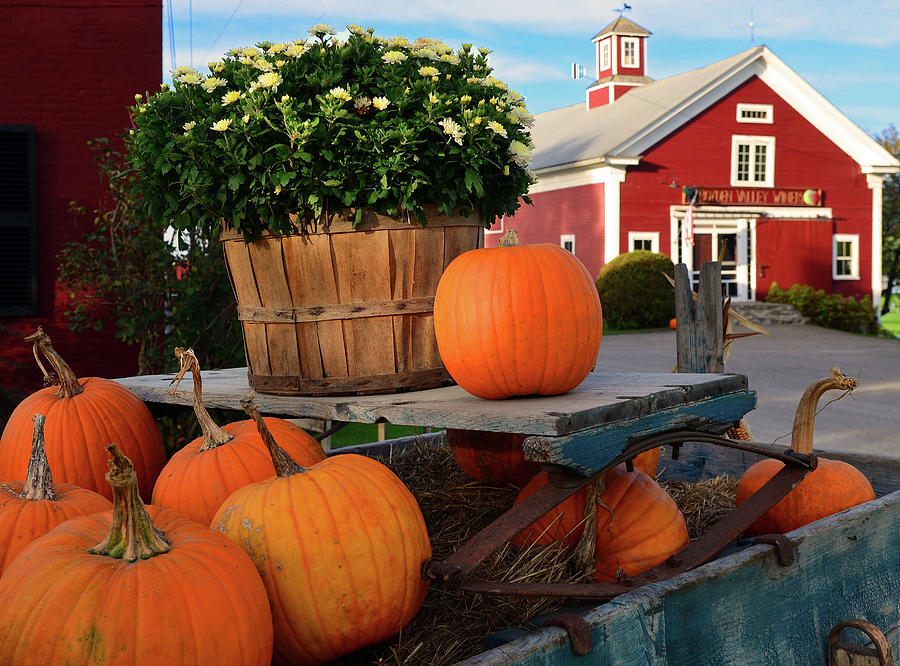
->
left=446, top=428, right=541, bottom=487
left=212, top=395, right=431, bottom=665
left=0, top=444, right=273, bottom=665
left=511, top=466, right=689, bottom=582
left=433, top=229, right=602, bottom=400
left=151, top=348, right=326, bottom=526
left=0, top=327, right=166, bottom=501
left=0, top=414, right=111, bottom=573
left=736, top=368, right=875, bottom=536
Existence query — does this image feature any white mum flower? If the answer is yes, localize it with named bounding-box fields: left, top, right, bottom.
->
left=487, top=120, right=507, bottom=137
left=508, top=139, right=532, bottom=167
left=328, top=86, right=352, bottom=102
left=182, top=121, right=196, bottom=132
left=211, top=118, right=233, bottom=132
left=438, top=118, right=466, bottom=145
left=178, top=73, right=202, bottom=85
left=418, top=66, right=439, bottom=77
left=346, top=24, right=366, bottom=35
left=309, top=23, right=336, bottom=36
left=256, top=72, right=283, bottom=90
left=381, top=50, right=407, bottom=64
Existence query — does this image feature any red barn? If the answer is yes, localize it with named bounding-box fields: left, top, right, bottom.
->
left=0, top=1, right=161, bottom=393
left=491, top=17, right=900, bottom=308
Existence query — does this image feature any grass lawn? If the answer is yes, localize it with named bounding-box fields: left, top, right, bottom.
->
left=326, top=422, right=434, bottom=448
left=883, top=294, right=900, bottom=339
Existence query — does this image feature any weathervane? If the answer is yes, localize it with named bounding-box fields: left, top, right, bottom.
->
left=614, top=3, right=632, bottom=16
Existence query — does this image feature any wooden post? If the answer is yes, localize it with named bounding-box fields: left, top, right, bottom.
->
left=675, top=262, right=724, bottom=373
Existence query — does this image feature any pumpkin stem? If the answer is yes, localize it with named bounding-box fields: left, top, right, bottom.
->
left=498, top=229, right=521, bottom=247
left=25, top=327, right=83, bottom=398
left=790, top=367, right=859, bottom=455
left=573, top=474, right=607, bottom=574
left=240, top=392, right=307, bottom=478
left=88, top=445, right=172, bottom=561
left=20, top=414, right=58, bottom=502
left=171, top=347, right=234, bottom=451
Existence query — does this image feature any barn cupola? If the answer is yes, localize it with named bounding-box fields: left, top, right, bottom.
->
left=586, top=17, right=653, bottom=110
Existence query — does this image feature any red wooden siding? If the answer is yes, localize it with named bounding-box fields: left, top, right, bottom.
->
left=588, top=86, right=611, bottom=108
left=0, top=1, right=162, bottom=391
left=619, top=75, right=872, bottom=298
left=485, top=184, right=606, bottom=278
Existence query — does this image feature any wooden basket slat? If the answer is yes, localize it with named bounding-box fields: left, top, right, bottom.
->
left=411, top=226, right=445, bottom=370
left=282, top=236, right=327, bottom=378
left=389, top=228, right=415, bottom=373
left=248, top=239, right=302, bottom=379
left=223, top=241, right=270, bottom=375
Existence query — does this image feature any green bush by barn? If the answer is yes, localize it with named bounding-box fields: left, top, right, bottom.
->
left=595, top=250, right=676, bottom=330
left=766, top=283, right=879, bottom=335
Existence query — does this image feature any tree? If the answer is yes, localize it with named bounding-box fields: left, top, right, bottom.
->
left=57, top=137, right=243, bottom=374
left=876, top=125, right=900, bottom=315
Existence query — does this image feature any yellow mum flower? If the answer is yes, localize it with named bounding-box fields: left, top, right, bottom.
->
left=382, top=51, right=407, bottom=64
left=418, top=66, right=439, bottom=77
left=211, top=119, right=232, bottom=132
left=257, top=72, right=283, bottom=90
left=328, top=87, right=352, bottom=102
left=201, top=77, right=226, bottom=93
left=372, top=96, right=390, bottom=110
left=221, top=90, right=241, bottom=106
left=179, top=73, right=202, bottom=85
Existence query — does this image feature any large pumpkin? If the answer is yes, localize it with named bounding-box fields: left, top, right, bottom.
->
left=737, top=368, right=875, bottom=536
left=0, top=414, right=111, bottom=572
left=512, top=466, right=689, bottom=582
left=0, top=445, right=273, bottom=665
left=0, top=328, right=166, bottom=500
left=446, top=428, right=541, bottom=487
left=152, top=348, right=326, bottom=525
left=433, top=230, right=602, bottom=399
left=212, top=397, right=431, bottom=665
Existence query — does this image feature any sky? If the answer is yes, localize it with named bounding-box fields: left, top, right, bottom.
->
left=162, top=0, right=900, bottom=138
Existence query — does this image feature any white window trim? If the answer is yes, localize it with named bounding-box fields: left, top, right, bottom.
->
left=600, top=39, right=611, bottom=71
left=736, top=103, right=774, bottom=124
left=621, top=37, right=639, bottom=68
left=560, top=234, right=576, bottom=253
left=833, top=233, right=860, bottom=280
left=730, top=135, right=775, bottom=188
left=628, top=231, right=659, bottom=253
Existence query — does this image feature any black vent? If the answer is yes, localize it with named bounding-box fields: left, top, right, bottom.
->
left=0, top=125, right=37, bottom=317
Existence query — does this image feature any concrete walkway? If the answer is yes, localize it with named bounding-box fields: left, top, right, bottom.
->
left=595, top=324, right=900, bottom=457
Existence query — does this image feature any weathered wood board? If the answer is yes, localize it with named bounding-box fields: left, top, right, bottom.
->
left=113, top=370, right=752, bottom=437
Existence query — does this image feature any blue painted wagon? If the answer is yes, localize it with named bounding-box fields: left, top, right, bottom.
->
left=115, top=365, right=898, bottom=665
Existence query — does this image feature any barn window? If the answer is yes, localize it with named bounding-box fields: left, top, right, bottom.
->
left=833, top=234, right=859, bottom=280
left=560, top=234, right=575, bottom=253
left=628, top=231, right=659, bottom=253
left=0, top=125, right=37, bottom=317
left=621, top=38, right=639, bottom=68
left=600, top=39, right=611, bottom=71
left=736, top=103, right=773, bottom=124
left=731, top=135, right=774, bottom=188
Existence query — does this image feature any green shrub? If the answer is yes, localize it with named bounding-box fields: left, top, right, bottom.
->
left=595, top=250, right=675, bottom=329
left=766, top=282, right=879, bottom=334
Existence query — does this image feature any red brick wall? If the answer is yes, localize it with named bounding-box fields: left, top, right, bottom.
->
left=485, top=183, right=606, bottom=278
left=0, top=0, right=162, bottom=392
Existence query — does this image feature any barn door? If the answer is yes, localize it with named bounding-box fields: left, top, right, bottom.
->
left=688, top=220, right=750, bottom=300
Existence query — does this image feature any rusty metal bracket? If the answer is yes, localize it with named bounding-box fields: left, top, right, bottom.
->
left=751, top=534, right=795, bottom=566
left=422, top=433, right=816, bottom=600
left=542, top=613, right=593, bottom=656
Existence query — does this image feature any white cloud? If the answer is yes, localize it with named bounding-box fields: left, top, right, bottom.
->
left=488, top=53, right=569, bottom=84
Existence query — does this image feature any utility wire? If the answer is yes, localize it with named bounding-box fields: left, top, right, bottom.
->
left=200, top=0, right=245, bottom=67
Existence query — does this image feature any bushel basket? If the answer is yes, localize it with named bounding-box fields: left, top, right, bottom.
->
left=222, top=209, right=484, bottom=396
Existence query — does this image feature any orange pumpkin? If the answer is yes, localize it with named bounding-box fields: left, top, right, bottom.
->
left=446, top=428, right=541, bottom=487
left=0, top=328, right=166, bottom=501
left=632, top=447, right=661, bottom=478
left=512, top=466, right=689, bottom=582
left=0, top=445, right=273, bottom=665
left=0, top=414, right=111, bottom=573
left=433, top=230, right=602, bottom=400
left=212, top=397, right=431, bottom=664
left=736, top=368, right=875, bottom=536
left=152, top=348, right=326, bottom=525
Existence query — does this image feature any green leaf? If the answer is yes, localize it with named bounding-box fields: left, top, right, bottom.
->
left=228, top=174, right=246, bottom=191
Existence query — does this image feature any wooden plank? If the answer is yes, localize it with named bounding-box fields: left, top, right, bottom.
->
left=236, top=297, right=435, bottom=322
left=411, top=226, right=444, bottom=370
left=113, top=370, right=749, bottom=436
left=281, top=234, right=327, bottom=378
left=675, top=262, right=724, bottom=373
left=522, top=390, right=757, bottom=475
left=464, top=490, right=900, bottom=665
left=389, top=227, right=415, bottom=373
